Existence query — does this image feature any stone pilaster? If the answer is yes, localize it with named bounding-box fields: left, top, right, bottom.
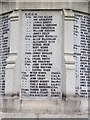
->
left=62, top=9, right=75, bottom=98
left=5, top=10, right=21, bottom=97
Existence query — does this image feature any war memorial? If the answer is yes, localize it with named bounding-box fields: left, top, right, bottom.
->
left=0, top=0, right=89, bottom=119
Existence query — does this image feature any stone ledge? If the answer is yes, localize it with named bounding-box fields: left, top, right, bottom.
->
left=0, top=97, right=88, bottom=115
left=0, top=112, right=88, bottom=119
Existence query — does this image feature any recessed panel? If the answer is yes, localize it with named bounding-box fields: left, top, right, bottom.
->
left=21, top=11, right=62, bottom=99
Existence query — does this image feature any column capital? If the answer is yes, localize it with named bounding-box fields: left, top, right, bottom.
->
left=10, top=10, right=20, bottom=21
left=63, top=9, right=74, bottom=21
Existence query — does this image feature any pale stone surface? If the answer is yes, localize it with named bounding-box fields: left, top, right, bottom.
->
left=1, top=2, right=16, bottom=13
left=0, top=97, right=88, bottom=119
left=0, top=1, right=89, bottom=13
left=74, top=12, right=90, bottom=97
left=0, top=1, right=89, bottom=119
left=5, top=10, right=21, bottom=96
left=62, top=9, right=76, bottom=97
left=0, top=3, right=2, bottom=14
left=0, top=112, right=88, bottom=119
left=21, top=100, right=62, bottom=113
left=21, top=11, right=63, bottom=99
left=5, top=64, right=15, bottom=94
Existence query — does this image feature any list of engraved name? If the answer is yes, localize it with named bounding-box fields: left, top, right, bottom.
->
left=21, top=12, right=61, bottom=98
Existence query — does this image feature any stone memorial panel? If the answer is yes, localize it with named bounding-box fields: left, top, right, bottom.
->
left=74, top=12, right=90, bottom=97
left=21, top=11, right=62, bottom=99
left=0, top=13, right=10, bottom=96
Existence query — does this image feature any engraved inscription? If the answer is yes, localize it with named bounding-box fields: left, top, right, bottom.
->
left=21, top=11, right=62, bottom=99
left=0, top=13, right=10, bottom=96
left=74, top=13, right=90, bottom=97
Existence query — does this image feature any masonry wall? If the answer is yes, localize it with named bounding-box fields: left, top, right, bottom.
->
left=0, top=1, right=89, bottom=119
